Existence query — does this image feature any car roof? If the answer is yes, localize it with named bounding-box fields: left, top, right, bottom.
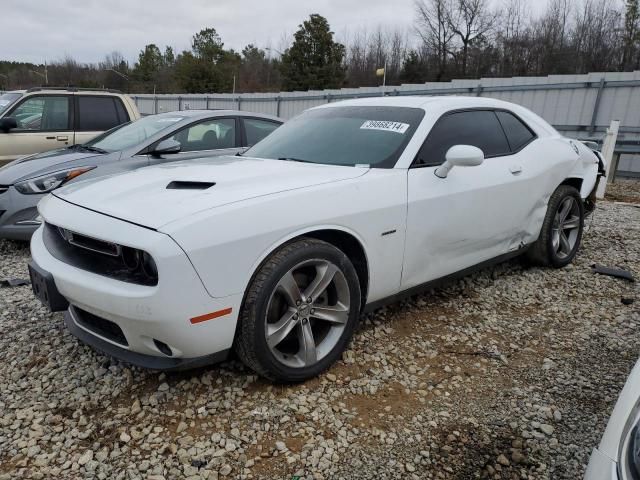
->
left=314, top=95, right=526, bottom=111
left=313, top=95, right=556, bottom=136
left=153, top=109, right=283, bottom=122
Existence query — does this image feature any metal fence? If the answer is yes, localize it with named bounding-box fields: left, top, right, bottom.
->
left=130, top=71, right=640, bottom=176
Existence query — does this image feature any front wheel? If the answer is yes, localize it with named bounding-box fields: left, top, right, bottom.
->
left=235, top=238, right=361, bottom=382
left=527, top=185, right=584, bottom=268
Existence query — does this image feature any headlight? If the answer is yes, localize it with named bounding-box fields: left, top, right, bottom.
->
left=14, top=167, right=95, bottom=194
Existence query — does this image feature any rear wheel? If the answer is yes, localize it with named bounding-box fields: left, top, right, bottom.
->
left=527, top=185, right=584, bottom=268
left=235, top=238, right=361, bottom=382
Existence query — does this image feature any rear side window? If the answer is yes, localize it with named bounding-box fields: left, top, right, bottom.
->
left=496, top=111, right=535, bottom=151
left=414, top=110, right=510, bottom=167
left=77, top=96, right=126, bottom=131
left=243, top=118, right=281, bottom=146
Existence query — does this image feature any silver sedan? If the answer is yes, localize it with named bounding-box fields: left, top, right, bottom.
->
left=0, top=110, right=282, bottom=240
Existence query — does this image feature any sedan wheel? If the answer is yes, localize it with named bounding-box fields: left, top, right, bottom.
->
left=527, top=185, right=584, bottom=268
left=266, top=259, right=351, bottom=369
left=235, top=238, right=361, bottom=382
left=551, top=196, right=581, bottom=260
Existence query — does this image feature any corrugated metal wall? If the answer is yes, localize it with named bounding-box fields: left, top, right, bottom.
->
left=130, top=71, right=640, bottom=132
left=130, top=71, right=640, bottom=174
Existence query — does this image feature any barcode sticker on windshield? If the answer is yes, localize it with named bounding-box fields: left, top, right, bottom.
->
left=360, top=120, right=409, bottom=134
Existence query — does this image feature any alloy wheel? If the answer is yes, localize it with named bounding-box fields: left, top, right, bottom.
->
left=552, top=196, right=581, bottom=259
left=265, top=259, right=351, bottom=368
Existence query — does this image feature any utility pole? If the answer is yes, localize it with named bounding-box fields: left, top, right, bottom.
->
left=383, top=59, right=387, bottom=87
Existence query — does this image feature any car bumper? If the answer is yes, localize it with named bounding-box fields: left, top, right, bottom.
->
left=0, top=186, right=42, bottom=241
left=30, top=195, right=243, bottom=367
left=64, top=306, right=229, bottom=370
left=584, top=448, right=618, bottom=479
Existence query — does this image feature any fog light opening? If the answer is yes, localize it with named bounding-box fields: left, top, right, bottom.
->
left=153, top=339, right=173, bottom=357
left=122, top=247, right=141, bottom=270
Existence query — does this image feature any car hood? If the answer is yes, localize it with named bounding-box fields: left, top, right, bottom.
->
left=53, top=156, right=369, bottom=229
left=0, top=148, right=104, bottom=184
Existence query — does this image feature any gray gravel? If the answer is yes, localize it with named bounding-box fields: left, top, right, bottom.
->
left=1, top=199, right=639, bottom=480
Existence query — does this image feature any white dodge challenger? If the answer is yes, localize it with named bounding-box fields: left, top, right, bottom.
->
left=29, top=96, right=603, bottom=382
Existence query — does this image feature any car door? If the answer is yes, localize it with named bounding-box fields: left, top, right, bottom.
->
left=74, top=95, right=130, bottom=145
left=0, top=95, right=73, bottom=162
left=402, top=109, right=539, bottom=290
left=241, top=117, right=282, bottom=147
left=150, top=117, right=241, bottom=165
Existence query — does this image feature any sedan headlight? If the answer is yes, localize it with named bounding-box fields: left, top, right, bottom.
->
left=14, top=167, right=95, bottom=194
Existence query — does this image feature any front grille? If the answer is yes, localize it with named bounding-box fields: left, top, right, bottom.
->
left=43, top=223, right=158, bottom=286
left=72, top=306, right=128, bottom=346
left=57, top=227, right=121, bottom=257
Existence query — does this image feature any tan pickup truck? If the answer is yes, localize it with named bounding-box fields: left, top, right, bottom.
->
left=0, top=87, right=140, bottom=165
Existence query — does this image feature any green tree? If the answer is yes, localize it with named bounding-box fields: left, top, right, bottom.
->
left=400, top=50, right=426, bottom=83
left=280, top=14, right=346, bottom=91
left=134, top=44, right=163, bottom=82
left=172, top=28, right=242, bottom=93
left=164, top=46, right=176, bottom=66
left=192, top=28, right=224, bottom=62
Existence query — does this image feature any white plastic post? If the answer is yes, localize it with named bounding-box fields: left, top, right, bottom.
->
left=596, top=120, right=620, bottom=200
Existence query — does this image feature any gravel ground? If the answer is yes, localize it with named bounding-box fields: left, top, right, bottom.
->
left=1, top=196, right=639, bottom=480
left=606, top=177, right=640, bottom=204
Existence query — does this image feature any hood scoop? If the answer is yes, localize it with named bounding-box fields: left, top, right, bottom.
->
left=166, top=181, right=215, bottom=190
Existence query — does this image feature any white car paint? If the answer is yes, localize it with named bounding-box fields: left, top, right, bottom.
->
left=30, top=96, right=600, bottom=366
left=585, top=357, right=640, bottom=479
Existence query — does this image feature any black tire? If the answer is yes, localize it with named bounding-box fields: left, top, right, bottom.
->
left=527, top=185, right=584, bottom=268
left=234, top=238, right=361, bottom=382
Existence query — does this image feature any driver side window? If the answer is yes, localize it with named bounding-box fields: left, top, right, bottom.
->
left=169, top=118, right=236, bottom=152
left=413, top=110, right=510, bottom=167
left=10, top=96, right=70, bottom=131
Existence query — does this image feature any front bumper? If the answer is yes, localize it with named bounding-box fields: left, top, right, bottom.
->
left=0, top=186, right=42, bottom=241
left=64, top=306, right=229, bottom=370
left=30, top=195, right=243, bottom=366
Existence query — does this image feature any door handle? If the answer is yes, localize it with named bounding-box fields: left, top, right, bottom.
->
left=509, top=165, right=523, bottom=175
left=56, top=136, right=69, bottom=142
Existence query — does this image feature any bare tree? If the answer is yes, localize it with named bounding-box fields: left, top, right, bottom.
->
left=622, top=0, right=640, bottom=69
left=415, top=0, right=456, bottom=80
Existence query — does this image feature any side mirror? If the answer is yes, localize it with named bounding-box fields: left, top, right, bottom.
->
left=0, top=117, right=18, bottom=132
left=435, top=145, right=484, bottom=178
left=151, top=139, right=181, bottom=157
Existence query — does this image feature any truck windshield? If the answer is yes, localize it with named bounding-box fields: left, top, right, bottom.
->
left=244, top=106, right=425, bottom=168
left=0, top=93, right=22, bottom=115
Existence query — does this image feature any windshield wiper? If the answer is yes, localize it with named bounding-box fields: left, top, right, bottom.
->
left=79, top=145, right=108, bottom=154
left=277, top=157, right=316, bottom=164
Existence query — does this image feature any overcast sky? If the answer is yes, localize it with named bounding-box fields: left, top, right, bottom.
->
left=2, top=0, right=425, bottom=65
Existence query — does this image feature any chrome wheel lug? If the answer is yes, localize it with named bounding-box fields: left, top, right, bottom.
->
left=310, top=308, right=315, bottom=314
left=296, top=300, right=301, bottom=306
left=307, top=297, right=312, bottom=303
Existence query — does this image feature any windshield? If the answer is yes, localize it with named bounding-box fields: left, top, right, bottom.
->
left=244, top=106, right=425, bottom=168
left=0, top=93, right=22, bottom=115
left=85, top=114, right=187, bottom=152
